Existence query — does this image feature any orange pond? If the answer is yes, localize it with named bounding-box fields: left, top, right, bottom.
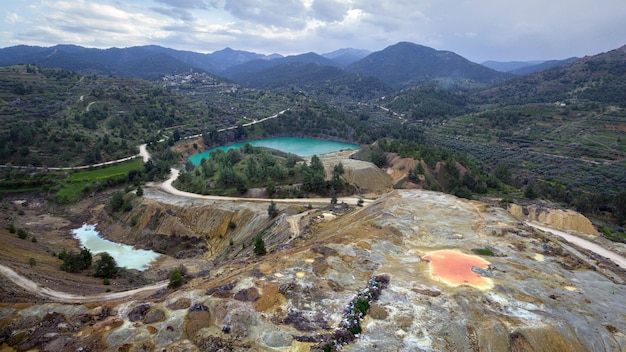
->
left=422, top=249, right=494, bottom=290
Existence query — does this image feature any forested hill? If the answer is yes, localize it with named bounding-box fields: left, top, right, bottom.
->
left=346, top=42, right=511, bottom=89
left=475, top=45, right=626, bottom=106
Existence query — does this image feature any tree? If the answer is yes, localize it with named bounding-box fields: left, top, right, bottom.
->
left=17, top=229, right=28, bottom=239
left=494, top=163, right=512, bottom=184
left=266, top=180, right=276, bottom=197
left=168, top=268, right=184, bottom=288
left=524, top=182, right=538, bottom=199
left=108, top=191, right=125, bottom=212
left=60, top=248, right=92, bottom=273
left=330, top=188, right=338, bottom=205
left=613, top=191, right=626, bottom=225
left=94, top=252, right=119, bottom=278
left=253, top=234, right=267, bottom=256
left=136, top=185, right=143, bottom=196
left=333, top=162, right=345, bottom=176
left=310, top=155, right=324, bottom=173
left=371, top=147, right=388, bottom=168
left=268, top=201, right=279, bottom=218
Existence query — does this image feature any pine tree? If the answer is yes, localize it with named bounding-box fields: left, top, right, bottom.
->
left=268, top=201, right=279, bottom=218
left=253, top=234, right=267, bottom=256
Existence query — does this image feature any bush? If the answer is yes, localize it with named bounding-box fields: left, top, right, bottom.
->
left=472, top=248, right=495, bottom=256
left=103, top=278, right=110, bottom=285
left=228, top=220, right=237, bottom=229
left=354, top=298, right=370, bottom=315
left=8, top=224, right=16, bottom=233
left=253, top=234, right=267, bottom=256
left=168, top=268, right=184, bottom=288
left=31, top=236, right=37, bottom=243
left=17, top=229, right=28, bottom=239
left=60, top=248, right=92, bottom=272
left=94, top=252, right=119, bottom=278
left=267, top=201, right=279, bottom=218
left=28, top=258, right=36, bottom=266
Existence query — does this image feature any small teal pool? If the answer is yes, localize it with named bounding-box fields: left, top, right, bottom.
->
left=188, top=137, right=359, bottom=165
left=72, top=224, right=160, bottom=270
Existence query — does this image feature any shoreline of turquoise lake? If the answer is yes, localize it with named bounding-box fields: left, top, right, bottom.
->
left=188, top=137, right=359, bottom=166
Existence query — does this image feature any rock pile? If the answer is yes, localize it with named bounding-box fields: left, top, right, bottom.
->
left=312, top=274, right=390, bottom=351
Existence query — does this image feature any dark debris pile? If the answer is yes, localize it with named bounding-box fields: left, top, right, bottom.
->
left=311, top=274, right=390, bottom=352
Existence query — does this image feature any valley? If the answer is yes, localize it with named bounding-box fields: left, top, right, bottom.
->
left=0, top=40, right=625, bottom=351
left=2, top=170, right=626, bottom=351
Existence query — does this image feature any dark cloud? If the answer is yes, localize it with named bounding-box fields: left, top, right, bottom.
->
left=151, top=6, right=196, bottom=21
left=223, top=0, right=308, bottom=29
left=310, top=0, right=349, bottom=22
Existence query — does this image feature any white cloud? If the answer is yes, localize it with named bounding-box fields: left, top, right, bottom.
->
left=0, top=0, right=625, bottom=61
left=5, top=12, right=21, bottom=24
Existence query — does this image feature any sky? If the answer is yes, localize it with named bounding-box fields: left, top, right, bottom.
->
left=1, top=0, right=626, bottom=63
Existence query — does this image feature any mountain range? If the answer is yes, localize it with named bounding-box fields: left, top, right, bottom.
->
left=481, top=57, right=579, bottom=75
left=0, top=41, right=575, bottom=91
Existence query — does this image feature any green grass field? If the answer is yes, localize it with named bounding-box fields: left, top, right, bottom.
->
left=55, top=159, right=142, bottom=203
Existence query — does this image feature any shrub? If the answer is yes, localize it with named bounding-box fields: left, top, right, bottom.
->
left=168, top=268, right=184, bottom=288
left=17, top=229, right=28, bottom=239
left=354, top=298, right=370, bottom=315
left=267, top=201, right=279, bottom=218
left=228, top=220, right=237, bottom=229
left=253, top=234, right=267, bottom=256
left=472, top=248, right=495, bottom=256
left=8, top=224, right=16, bottom=233
left=130, top=215, right=139, bottom=227
left=31, top=236, right=37, bottom=243
left=94, top=252, right=119, bottom=278
left=60, top=248, right=92, bottom=272
left=28, top=258, right=36, bottom=266
left=103, top=278, right=110, bottom=285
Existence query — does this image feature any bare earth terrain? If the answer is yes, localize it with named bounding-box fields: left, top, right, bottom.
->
left=1, top=157, right=626, bottom=351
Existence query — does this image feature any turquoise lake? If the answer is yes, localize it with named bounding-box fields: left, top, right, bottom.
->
left=188, top=137, right=359, bottom=165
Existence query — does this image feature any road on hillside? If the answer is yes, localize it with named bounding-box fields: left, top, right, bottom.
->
left=0, top=264, right=167, bottom=303
left=159, top=168, right=371, bottom=206
left=527, top=222, right=626, bottom=270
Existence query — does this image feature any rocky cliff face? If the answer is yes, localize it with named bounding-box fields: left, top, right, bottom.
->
left=508, top=203, right=600, bottom=235
left=1, top=189, right=625, bottom=351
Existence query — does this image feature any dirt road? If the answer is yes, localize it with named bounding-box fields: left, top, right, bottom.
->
left=0, top=264, right=167, bottom=303
left=160, top=168, right=371, bottom=206
left=527, top=221, right=626, bottom=270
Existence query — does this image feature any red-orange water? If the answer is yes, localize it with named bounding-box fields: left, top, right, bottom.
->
left=422, top=249, right=493, bottom=289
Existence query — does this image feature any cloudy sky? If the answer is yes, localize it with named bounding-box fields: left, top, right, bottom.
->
left=1, top=0, right=625, bottom=62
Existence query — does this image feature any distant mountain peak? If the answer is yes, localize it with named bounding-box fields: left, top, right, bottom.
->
left=346, top=41, right=510, bottom=88
left=321, top=48, right=371, bottom=67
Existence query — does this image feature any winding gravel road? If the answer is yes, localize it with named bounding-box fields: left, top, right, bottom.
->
left=0, top=264, right=167, bottom=303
